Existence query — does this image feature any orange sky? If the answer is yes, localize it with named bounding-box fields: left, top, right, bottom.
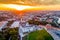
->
left=0, top=4, right=60, bottom=11
left=0, top=4, right=60, bottom=16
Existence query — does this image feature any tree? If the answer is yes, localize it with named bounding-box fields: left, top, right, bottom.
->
left=28, top=20, right=48, bottom=25
left=1, top=27, right=19, bottom=40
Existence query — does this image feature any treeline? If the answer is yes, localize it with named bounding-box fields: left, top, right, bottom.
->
left=0, top=27, right=19, bottom=40
left=28, top=19, right=60, bottom=28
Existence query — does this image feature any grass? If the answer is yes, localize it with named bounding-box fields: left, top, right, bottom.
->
left=25, top=29, right=54, bottom=40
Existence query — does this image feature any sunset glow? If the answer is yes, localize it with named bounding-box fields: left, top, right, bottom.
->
left=0, top=4, right=33, bottom=10
left=0, top=4, right=60, bottom=11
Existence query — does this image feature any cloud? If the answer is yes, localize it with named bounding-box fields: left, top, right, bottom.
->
left=0, top=0, right=60, bottom=5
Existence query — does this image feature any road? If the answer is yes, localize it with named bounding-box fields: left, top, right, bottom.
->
left=47, top=29, right=60, bottom=40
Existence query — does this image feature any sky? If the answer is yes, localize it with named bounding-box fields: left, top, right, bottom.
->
left=0, top=0, right=60, bottom=11
left=0, top=0, right=60, bottom=6
left=0, top=4, right=60, bottom=11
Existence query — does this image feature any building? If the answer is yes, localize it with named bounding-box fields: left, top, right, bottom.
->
left=57, top=18, right=60, bottom=24
left=0, top=21, right=8, bottom=31
left=19, top=22, right=43, bottom=40
left=11, top=21, right=20, bottom=28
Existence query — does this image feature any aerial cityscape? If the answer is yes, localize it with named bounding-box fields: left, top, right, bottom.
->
left=0, top=0, right=60, bottom=40
left=0, top=10, right=60, bottom=40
